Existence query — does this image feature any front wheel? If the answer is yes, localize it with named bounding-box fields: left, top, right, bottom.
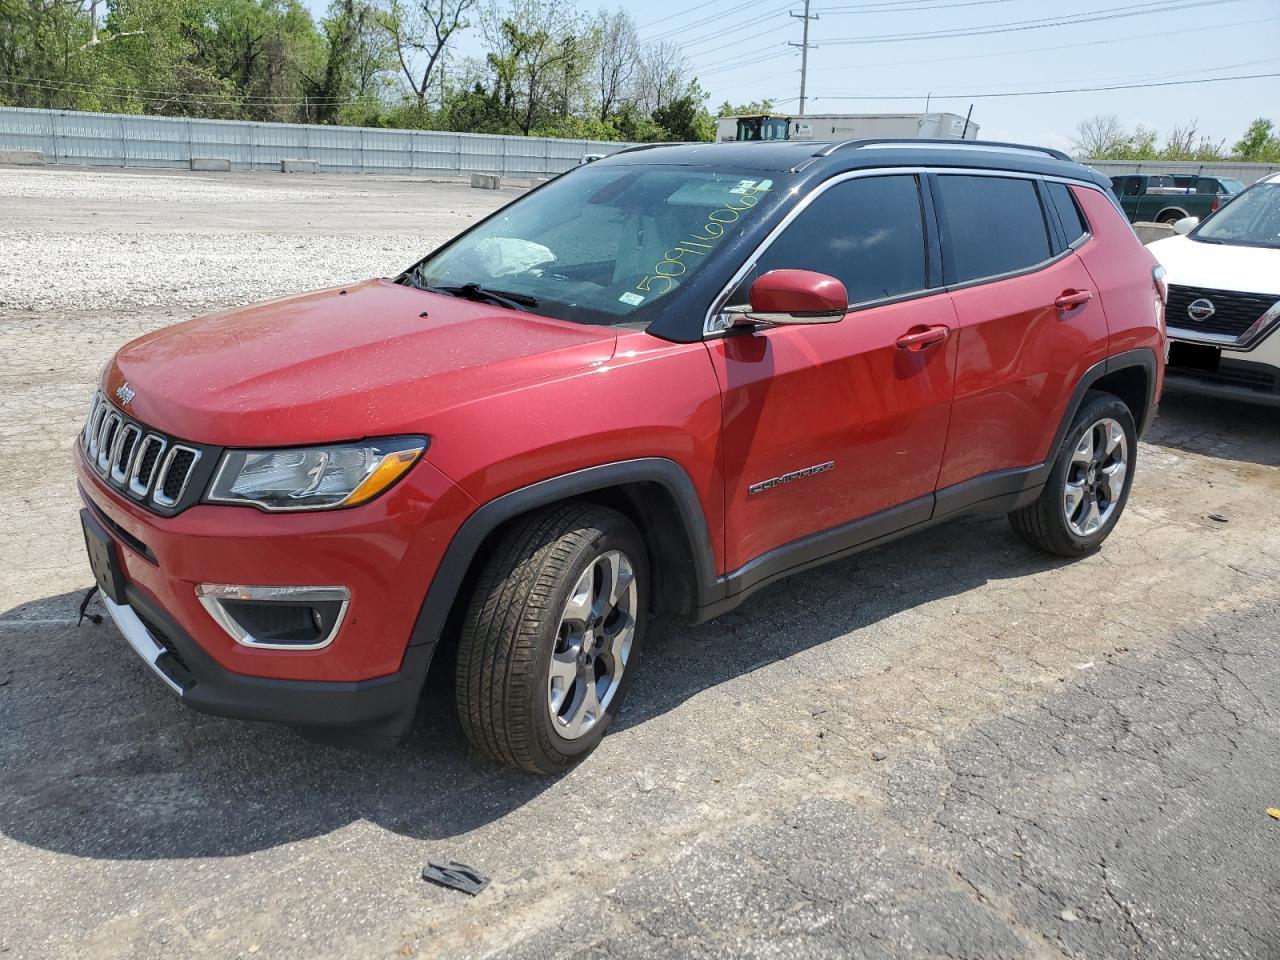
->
left=454, top=502, right=648, bottom=774
left=1009, top=391, right=1137, bottom=557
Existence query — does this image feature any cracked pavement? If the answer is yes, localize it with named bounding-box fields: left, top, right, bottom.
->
left=1, top=167, right=1278, bottom=959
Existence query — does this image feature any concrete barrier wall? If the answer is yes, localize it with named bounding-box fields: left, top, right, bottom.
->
left=1086, top=159, right=1279, bottom=187
left=0, top=106, right=635, bottom=178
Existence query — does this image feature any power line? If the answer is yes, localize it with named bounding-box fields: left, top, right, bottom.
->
left=634, top=0, right=741, bottom=31
left=670, top=6, right=794, bottom=52
left=817, top=0, right=1017, bottom=12
left=813, top=70, right=1280, bottom=100
left=643, top=0, right=784, bottom=42
left=821, top=0, right=1249, bottom=44
left=816, top=0, right=1013, bottom=8
left=803, top=14, right=1280, bottom=71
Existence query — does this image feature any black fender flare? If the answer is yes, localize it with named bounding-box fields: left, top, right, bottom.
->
left=1049, top=347, right=1159, bottom=459
left=406, top=457, right=720, bottom=651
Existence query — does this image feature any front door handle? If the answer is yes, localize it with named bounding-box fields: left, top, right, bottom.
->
left=1055, top=289, right=1094, bottom=310
left=896, top=325, right=950, bottom=351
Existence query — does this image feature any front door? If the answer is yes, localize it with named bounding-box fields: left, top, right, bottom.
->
left=706, top=174, right=957, bottom=574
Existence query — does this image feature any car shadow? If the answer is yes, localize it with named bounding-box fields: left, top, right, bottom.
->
left=0, top=512, right=1069, bottom=863
left=1145, top=389, right=1280, bottom=467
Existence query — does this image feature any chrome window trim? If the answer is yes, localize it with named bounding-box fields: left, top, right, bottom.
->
left=151, top=444, right=202, bottom=508
left=109, top=423, right=143, bottom=484
left=128, top=434, right=167, bottom=497
left=703, top=165, right=930, bottom=336
left=702, top=165, right=1110, bottom=337
left=1168, top=298, right=1280, bottom=352
left=195, top=584, right=350, bottom=651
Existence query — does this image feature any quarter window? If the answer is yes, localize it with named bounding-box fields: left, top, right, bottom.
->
left=936, top=175, right=1052, bottom=283
left=1046, top=181, right=1088, bottom=245
left=735, top=175, right=929, bottom=307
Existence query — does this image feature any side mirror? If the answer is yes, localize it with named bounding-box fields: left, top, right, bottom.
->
left=736, top=269, right=848, bottom=326
left=1173, top=216, right=1199, bottom=235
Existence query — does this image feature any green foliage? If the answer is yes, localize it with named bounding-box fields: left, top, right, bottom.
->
left=716, top=98, right=775, bottom=118
left=1233, top=118, right=1280, bottom=163
left=1075, top=113, right=1274, bottom=163
left=652, top=80, right=714, bottom=142
left=0, top=0, right=709, bottom=142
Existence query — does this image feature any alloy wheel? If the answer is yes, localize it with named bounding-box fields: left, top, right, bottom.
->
left=1064, top=417, right=1128, bottom=537
left=547, top=549, right=638, bottom=740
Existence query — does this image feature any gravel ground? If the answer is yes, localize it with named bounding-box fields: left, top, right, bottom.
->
left=1, top=166, right=1278, bottom=960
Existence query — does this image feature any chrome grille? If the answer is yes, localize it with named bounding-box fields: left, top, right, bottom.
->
left=1166, top=284, right=1280, bottom=342
left=81, top=392, right=205, bottom=512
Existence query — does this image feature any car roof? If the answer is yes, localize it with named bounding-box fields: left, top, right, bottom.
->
left=602, top=139, right=1107, bottom=187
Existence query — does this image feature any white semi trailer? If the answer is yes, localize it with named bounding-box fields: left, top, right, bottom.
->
left=717, top=112, right=979, bottom=143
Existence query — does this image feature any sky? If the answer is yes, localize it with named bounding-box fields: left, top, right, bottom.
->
left=307, top=0, right=1280, bottom=152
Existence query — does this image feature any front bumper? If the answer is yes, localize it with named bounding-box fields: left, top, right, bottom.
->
left=95, top=559, right=434, bottom=745
left=77, top=446, right=477, bottom=742
left=1166, top=319, right=1280, bottom=408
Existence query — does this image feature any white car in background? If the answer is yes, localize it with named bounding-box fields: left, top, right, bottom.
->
left=1148, top=172, right=1280, bottom=407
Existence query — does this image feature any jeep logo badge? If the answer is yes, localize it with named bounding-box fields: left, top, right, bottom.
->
left=115, top=382, right=136, bottom=405
left=1186, top=298, right=1216, bottom=322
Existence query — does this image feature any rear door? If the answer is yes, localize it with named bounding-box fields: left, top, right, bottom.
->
left=932, top=173, right=1110, bottom=497
left=706, top=173, right=958, bottom=573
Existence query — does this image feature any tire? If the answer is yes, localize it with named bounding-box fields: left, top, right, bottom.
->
left=454, top=502, right=648, bottom=774
left=1156, top=210, right=1185, bottom=225
left=1009, top=391, right=1137, bottom=557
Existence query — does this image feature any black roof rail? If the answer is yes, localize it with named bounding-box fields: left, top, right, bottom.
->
left=613, top=141, right=693, bottom=155
left=813, top=138, right=1073, bottom=162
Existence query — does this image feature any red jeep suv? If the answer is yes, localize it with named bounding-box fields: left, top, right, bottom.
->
left=77, top=140, right=1165, bottom=773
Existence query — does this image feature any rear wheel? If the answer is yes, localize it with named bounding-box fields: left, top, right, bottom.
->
left=455, top=502, right=647, bottom=774
left=1156, top=210, right=1185, bottom=225
left=1009, top=392, right=1136, bottom=557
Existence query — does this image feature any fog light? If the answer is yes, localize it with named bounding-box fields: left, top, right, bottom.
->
left=195, top=584, right=350, bottom=650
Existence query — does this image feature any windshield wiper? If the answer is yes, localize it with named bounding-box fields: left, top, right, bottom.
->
left=426, top=282, right=538, bottom=312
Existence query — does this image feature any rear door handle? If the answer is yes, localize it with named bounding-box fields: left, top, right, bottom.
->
left=896, top=325, right=950, bottom=351
left=1055, top=289, right=1094, bottom=310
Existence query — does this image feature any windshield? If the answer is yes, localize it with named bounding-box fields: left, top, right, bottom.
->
left=1193, top=181, right=1280, bottom=248
left=407, top=165, right=779, bottom=326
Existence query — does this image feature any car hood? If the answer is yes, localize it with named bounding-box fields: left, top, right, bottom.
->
left=105, top=279, right=619, bottom=447
left=1147, top=235, right=1280, bottom=297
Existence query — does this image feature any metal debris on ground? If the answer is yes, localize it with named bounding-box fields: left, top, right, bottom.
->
left=422, top=860, right=489, bottom=897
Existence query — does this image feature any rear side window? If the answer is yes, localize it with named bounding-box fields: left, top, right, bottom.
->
left=742, top=174, right=929, bottom=306
left=936, top=175, right=1052, bottom=283
left=1046, top=181, right=1088, bottom=244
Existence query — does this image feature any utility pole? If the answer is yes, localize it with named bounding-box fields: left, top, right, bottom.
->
left=789, top=0, right=818, bottom=116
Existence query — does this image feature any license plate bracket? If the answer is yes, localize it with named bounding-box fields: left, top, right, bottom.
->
left=81, top=509, right=126, bottom=605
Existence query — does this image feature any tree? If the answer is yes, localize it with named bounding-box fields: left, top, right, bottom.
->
left=1233, top=118, right=1280, bottom=162
left=1072, top=114, right=1130, bottom=158
left=652, top=79, right=714, bottom=142
left=592, top=8, right=635, bottom=122
left=381, top=0, right=475, bottom=108
left=304, top=0, right=384, bottom=123
left=716, top=98, right=775, bottom=117
left=634, top=38, right=684, bottom=114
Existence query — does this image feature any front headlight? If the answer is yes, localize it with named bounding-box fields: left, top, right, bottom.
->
left=207, top=438, right=427, bottom=511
